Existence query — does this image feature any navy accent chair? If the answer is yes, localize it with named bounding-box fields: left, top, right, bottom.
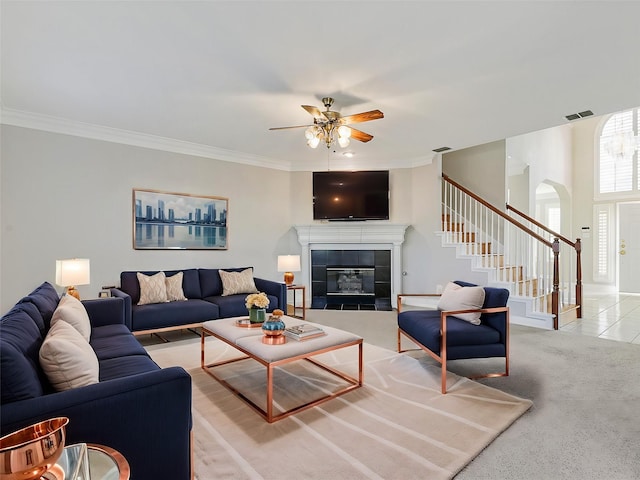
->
left=397, top=281, right=510, bottom=393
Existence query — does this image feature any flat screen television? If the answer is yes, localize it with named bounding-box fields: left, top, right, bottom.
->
left=313, top=170, right=390, bottom=221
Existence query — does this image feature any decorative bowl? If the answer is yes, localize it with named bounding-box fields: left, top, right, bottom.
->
left=0, top=417, right=69, bottom=480
left=261, top=314, right=286, bottom=344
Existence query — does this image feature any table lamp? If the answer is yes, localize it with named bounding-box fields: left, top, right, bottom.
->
left=55, top=258, right=90, bottom=300
left=277, top=255, right=301, bottom=285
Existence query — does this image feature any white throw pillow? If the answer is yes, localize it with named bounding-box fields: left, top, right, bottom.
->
left=39, top=320, right=99, bottom=392
left=137, top=271, right=168, bottom=305
left=437, top=282, right=486, bottom=325
left=50, top=293, right=92, bottom=341
left=166, top=272, right=187, bottom=301
left=219, top=268, right=258, bottom=296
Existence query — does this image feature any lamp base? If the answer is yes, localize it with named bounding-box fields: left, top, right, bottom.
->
left=283, top=272, right=294, bottom=285
left=66, top=286, right=81, bottom=300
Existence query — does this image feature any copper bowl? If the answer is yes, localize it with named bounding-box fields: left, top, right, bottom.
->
left=0, top=417, right=69, bottom=480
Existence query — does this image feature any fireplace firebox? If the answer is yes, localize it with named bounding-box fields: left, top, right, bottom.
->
left=311, top=250, right=391, bottom=310
left=327, top=268, right=375, bottom=296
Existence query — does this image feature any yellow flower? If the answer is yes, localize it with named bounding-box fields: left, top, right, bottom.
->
left=245, top=292, right=270, bottom=309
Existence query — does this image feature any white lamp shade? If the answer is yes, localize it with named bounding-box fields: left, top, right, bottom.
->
left=55, top=258, right=91, bottom=287
left=277, top=255, right=301, bottom=272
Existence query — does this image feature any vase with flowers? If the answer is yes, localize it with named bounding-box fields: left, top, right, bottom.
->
left=245, top=292, right=270, bottom=324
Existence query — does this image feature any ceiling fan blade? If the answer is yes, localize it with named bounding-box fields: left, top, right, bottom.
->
left=301, top=105, right=323, bottom=118
left=340, top=109, right=384, bottom=125
left=269, top=124, right=312, bottom=130
left=349, top=128, right=374, bottom=143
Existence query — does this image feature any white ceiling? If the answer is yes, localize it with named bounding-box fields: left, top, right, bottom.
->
left=2, top=1, right=639, bottom=171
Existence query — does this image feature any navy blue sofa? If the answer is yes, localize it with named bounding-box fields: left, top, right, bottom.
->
left=111, top=267, right=287, bottom=334
left=0, top=282, right=192, bottom=480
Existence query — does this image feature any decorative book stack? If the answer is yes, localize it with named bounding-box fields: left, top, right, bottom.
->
left=283, top=324, right=326, bottom=341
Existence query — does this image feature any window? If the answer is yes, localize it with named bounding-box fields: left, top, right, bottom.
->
left=593, top=204, right=614, bottom=283
left=596, top=108, right=639, bottom=285
left=598, top=107, right=639, bottom=195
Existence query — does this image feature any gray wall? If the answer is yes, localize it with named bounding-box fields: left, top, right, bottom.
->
left=402, top=161, right=488, bottom=292
left=507, top=166, right=530, bottom=213
left=286, top=163, right=474, bottom=295
left=0, top=126, right=293, bottom=310
left=442, top=140, right=507, bottom=209
left=507, top=124, right=573, bottom=216
left=3, top=120, right=600, bottom=313
left=286, top=164, right=459, bottom=295
left=1, top=125, right=471, bottom=312
left=288, top=169, right=414, bottom=226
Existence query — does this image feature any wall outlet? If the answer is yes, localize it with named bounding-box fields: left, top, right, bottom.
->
left=436, top=284, right=443, bottom=294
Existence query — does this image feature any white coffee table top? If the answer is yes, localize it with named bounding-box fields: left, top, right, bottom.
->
left=202, top=316, right=362, bottom=363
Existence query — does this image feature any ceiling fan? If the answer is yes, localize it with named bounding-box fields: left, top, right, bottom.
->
left=269, top=97, right=384, bottom=149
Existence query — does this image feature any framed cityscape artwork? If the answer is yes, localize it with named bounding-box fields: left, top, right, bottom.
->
left=133, top=189, right=228, bottom=250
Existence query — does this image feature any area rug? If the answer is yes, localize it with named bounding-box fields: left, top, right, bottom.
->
left=146, top=336, right=532, bottom=480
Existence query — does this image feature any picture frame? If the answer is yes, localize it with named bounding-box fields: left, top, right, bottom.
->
left=133, top=189, right=228, bottom=250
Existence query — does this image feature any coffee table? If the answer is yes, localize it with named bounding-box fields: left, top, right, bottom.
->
left=201, top=316, right=363, bottom=423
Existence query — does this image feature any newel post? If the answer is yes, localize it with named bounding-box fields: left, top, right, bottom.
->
left=552, top=238, right=560, bottom=330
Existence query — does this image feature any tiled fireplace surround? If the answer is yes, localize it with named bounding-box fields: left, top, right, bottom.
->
left=295, top=224, right=409, bottom=310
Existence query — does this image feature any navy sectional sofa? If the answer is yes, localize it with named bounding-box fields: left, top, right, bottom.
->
left=111, top=267, right=287, bottom=334
left=0, top=282, right=192, bottom=480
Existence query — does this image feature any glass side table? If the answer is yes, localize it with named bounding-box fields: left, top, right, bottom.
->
left=286, top=284, right=306, bottom=319
left=43, top=443, right=130, bottom=480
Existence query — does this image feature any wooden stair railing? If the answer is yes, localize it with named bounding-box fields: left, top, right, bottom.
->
left=506, top=204, right=582, bottom=322
left=442, top=174, right=581, bottom=329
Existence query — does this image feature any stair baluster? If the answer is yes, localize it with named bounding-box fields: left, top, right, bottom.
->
left=441, top=174, right=582, bottom=329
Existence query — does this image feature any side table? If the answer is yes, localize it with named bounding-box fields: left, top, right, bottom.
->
left=286, top=284, right=306, bottom=319
left=48, top=443, right=130, bottom=480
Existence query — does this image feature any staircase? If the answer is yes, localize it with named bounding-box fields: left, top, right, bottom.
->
left=440, top=175, right=582, bottom=330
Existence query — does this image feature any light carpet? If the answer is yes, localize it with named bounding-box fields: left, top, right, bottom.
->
left=147, top=335, right=531, bottom=479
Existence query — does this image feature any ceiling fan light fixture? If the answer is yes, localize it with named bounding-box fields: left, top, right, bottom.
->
left=307, top=135, right=321, bottom=149
left=271, top=97, right=383, bottom=150
left=305, top=126, right=316, bottom=140
left=338, top=125, right=352, bottom=139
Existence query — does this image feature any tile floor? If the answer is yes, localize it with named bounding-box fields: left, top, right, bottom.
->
left=559, top=292, right=640, bottom=344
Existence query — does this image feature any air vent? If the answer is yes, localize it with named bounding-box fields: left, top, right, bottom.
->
left=565, top=109, right=594, bottom=121
left=433, top=146, right=451, bottom=153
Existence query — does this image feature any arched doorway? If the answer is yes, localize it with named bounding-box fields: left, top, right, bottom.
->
left=535, top=180, right=570, bottom=236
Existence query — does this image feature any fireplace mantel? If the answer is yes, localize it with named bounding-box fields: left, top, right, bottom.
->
left=295, top=224, right=409, bottom=246
left=295, top=224, right=409, bottom=308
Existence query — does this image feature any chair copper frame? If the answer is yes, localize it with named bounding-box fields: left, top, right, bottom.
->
left=397, top=294, right=510, bottom=394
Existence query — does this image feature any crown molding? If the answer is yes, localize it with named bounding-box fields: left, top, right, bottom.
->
left=287, top=153, right=435, bottom=172
left=400, top=154, right=436, bottom=168
left=0, top=107, right=292, bottom=171
left=1, top=107, right=434, bottom=172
